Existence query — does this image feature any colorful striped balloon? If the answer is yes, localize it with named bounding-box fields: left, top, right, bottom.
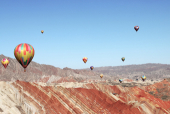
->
left=121, top=57, right=125, bottom=62
left=141, top=75, right=146, bottom=79
left=1, top=58, right=9, bottom=68
left=141, top=75, right=146, bottom=81
left=14, top=43, right=34, bottom=72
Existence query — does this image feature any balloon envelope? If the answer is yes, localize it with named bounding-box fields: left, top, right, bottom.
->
left=121, top=57, right=125, bottom=62
left=141, top=75, right=146, bottom=79
left=41, top=30, right=44, bottom=34
left=100, top=74, right=103, bottom=78
left=134, top=26, right=139, bottom=32
left=90, top=66, right=94, bottom=70
left=14, top=43, right=34, bottom=70
left=119, top=79, right=123, bottom=83
left=82, top=57, right=88, bottom=63
left=1, top=58, right=9, bottom=68
left=141, top=75, right=146, bottom=81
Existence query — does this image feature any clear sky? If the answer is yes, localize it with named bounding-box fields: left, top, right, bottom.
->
left=0, top=0, right=170, bottom=69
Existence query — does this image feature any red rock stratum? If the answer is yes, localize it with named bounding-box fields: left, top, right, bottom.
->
left=0, top=80, right=169, bottom=114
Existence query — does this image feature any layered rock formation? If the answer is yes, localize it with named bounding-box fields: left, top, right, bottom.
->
left=142, top=79, right=170, bottom=101
left=0, top=80, right=170, bottom=114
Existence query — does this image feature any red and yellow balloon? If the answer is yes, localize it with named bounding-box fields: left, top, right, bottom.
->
left=14, top=43, right=35, bottom=72
left=1, top=58, right=9, bottom=68
left=41, top=30, right=44, bottom=34
left=100, top=74, right=103, bottom=78
left=82, top=57, right=88, bottom=63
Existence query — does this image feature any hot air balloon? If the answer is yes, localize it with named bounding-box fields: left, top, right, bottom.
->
left=90, top=66, right=94, bottom=70
left=82, top=57, right=88, bottom=63
left=134, top=26, right=139, bottom=32
left=121, top=57, right=125, bottom=62
left=14, top=43, right=35, bottom=72
left=141, top=75, right=146, bottom=81
left=41, top=30, right=44, bottom=34
left=100, top=74, right=103, bottom=78
left=1, top=58, right=9, bottom=69
left=119, top=79, right=123, bottom=83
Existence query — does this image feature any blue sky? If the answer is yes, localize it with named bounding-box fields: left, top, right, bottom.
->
left=0, top=0, right=170, bottom=69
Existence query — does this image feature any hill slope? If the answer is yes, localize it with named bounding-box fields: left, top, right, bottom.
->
left=1, top=54, right=170, bottom=82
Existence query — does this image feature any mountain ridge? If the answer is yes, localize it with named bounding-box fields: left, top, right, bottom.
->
left=0, top=54, right=170, bottom=82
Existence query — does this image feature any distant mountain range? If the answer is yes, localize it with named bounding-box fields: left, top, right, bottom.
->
left=92, top=63, right=170, bottom=80
left=0, top=54, right=170, bottom=82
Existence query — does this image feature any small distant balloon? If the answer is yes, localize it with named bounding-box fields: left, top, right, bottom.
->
left=100, top=74, right=103, bottom=78
left=121, top=57, right=125, bottom=62
left=90, top=66, right=94, bottom=70
left=119, top=79, right=123, bottom=83
left=134, top=26, right=139, bottom=32
left=1, top=58, right=9, bottom=69
left=14, top=43, right=35, bottom=72
left=41, top=30, right=44, bottom=34
left=82, top=57, right=88, bottom=63
left=141, top=75, right=146, bottom=81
